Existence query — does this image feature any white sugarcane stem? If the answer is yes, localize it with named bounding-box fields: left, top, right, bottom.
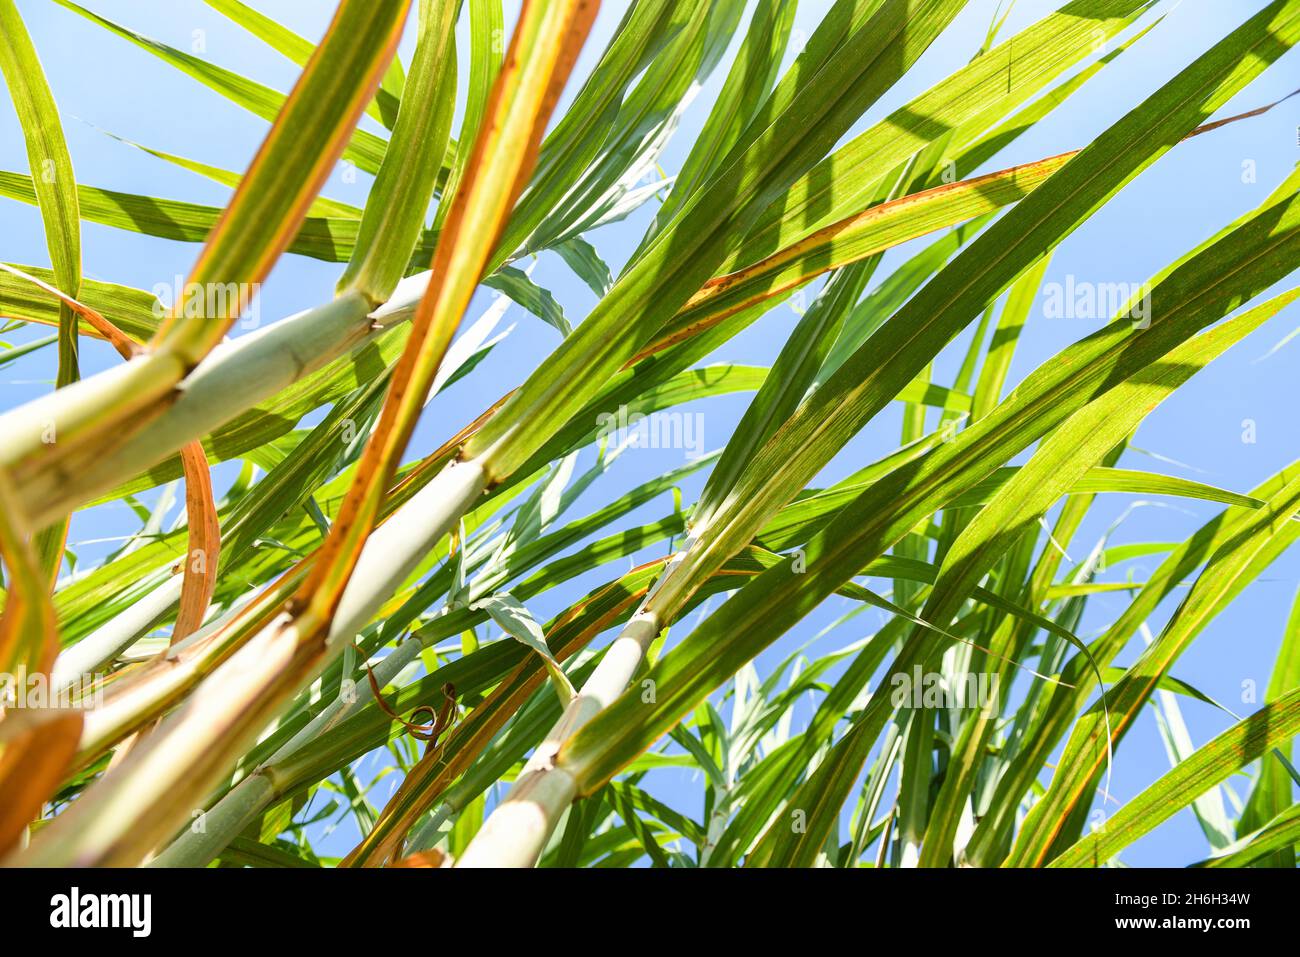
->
left=456, top=602, right=667, bottom=867
left=52, top=575, right=182, bottom=692
left=456, top=540, right=701, bottom=867
left=16, top=457, right=485, bottom=867
left=150, top=633, right=426, bottom=867
left=18, top=277, right=433, bottom=528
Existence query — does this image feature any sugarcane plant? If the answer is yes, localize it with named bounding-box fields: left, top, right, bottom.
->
left=0, top=0, right=1298, bottom=868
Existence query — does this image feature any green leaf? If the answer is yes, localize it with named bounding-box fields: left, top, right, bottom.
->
left=1050, top=685, right=1300, bottom=867
left=151, top=0, right=414, bottom=363
left=1236, top=585, right=1300, bottom=866
left=465, top=0, right=972, bottom=478
left=1193, top=802, right=1300, bottom=869
left=0, top=169, right=395, bottom=265
left=1014, top=460, right=1300, bottom=865
left=338, top=0, right=458, bottom=302
left=201, top=0, right=405, bottom=129
left=476, top=593, right=576, bottom=706
left=0, top=265, right=160, bottom=340
left=483, top=266, right=571, bottom=336
left=0, top=0, right=84, bottom=580
left=559, top=54, right=1300, bottom=852
left=723, top=0, right=1157, bottom=271
left=51, top=0, right=392, bottom=175
left=0, top=0, right=81, bottom=378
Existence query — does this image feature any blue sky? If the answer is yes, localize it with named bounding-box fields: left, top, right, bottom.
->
left=3, top=0, right=1299, bottom=866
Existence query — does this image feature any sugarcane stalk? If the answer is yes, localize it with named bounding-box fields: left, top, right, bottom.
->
left=149, top=630, right=427, bottom=867
left=456, top=544, right=693, bottom=866
left=13, top=457, right=487, bottom=866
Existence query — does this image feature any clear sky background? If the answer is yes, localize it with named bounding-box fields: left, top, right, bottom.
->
left=2, top=0, right=1298, bottom=866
